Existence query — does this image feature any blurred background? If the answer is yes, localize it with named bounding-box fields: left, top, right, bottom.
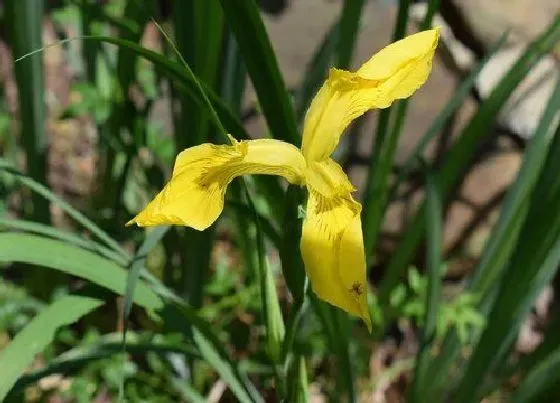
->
left=1, top=0, right=559, bottom=402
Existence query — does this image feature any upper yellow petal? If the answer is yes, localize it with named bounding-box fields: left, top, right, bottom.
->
left=128, top=138, right=306, bottom=230
left=301, top=162, right=371, bottom=330
left=301, top=28, right=439, bottom=162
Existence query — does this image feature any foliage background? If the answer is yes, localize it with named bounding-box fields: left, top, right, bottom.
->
left=0, top=0, right=560, bottom=402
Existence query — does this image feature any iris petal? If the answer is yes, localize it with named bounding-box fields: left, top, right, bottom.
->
left=301, top=28, right=439, bottom=162
left=302, top=163, right=371, bottom=330
left=127, top=138, right=306, bottom=230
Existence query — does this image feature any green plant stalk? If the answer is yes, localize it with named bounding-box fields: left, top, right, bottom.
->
left=5, top=0, right=49, bottom=223
left=362, top=0, right=440, bottom=258
left=378, top=14, right=560, bottom=307
left=332, top=0, right=365, bottom=163
left=194, top=0, right=224, bottom=143
left=168, top=4, right=224, bottom=306
left=219, top=0, right=300, bottom=145
left=79, top=0, right=98, bottom=83
left=310, top=294, right=357, bottom=402
left=410, top=172, right=442, bottom=402
left=280, top=185, right=307, bottom=303
left=512, top=317, right=560, bottom=402
left=246, top=182, right=286, bottom=397
left=337, top=0, right=365, bottom=69
left=361, top=0, right=412, bottom=256
left=171, top=0, right=197, bottom=151
left=221, top=32, right=259, bottom=280
left=296, top=22, right=338, bottom=122
left=100, top=1, right=150, bottom=215
left=388, top=34, right=507, bottom=202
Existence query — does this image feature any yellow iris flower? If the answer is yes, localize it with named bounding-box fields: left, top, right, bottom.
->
left=127, top=29, right=439, bottom=331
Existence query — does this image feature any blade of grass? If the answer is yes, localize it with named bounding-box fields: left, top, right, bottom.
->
left=193, top=0, right=224, bottom=143
left=378, top=15, right=560, bottom=307
left=162, top=302, right=264, bottom=403
left=361, top=0, right=412, bottom=257
left=0, top=218, right=127, bottom=265
left=0, top=294, right=104, bottom=400
left=336, top=0, right=365, bottom=69
left=287, top=355, right=309, bottom=403
left=0, top=233, right=162, bottom=312
left=410, top=171, right=442, bottom=402
left=310, top=295, right=357, bottom=402
left=0, top=159, right=129, bottom=260
left=155, top=19, right=221, bottom=308
left=295, top=21, right=338, bottom=122
left=11, top=331, right=198, bottom=393
left=171, top=0, right=198, bottom=150
left=244, top=182, right=286, bottom=395
left=326, top=0, right=366, bottom=162
left=123, top=226, right=170, bottom=321
left=5, top=0, right=49, bottom=223
left=421, top=69, right=560, bottom=401
left=219, top=0, right=299, bottom=145
left=100, top=0, right=151, bottom=210
left=279, top=185, right=307, bottom=303
left=222, top=32, right=247, bottom=114
left=389, top=34, right=507, bottom=200
left=172, top=379, right=207, bottom=403
left=512, top=318, right=560, bottom=402
left=453, top=121, right=560, bottom=403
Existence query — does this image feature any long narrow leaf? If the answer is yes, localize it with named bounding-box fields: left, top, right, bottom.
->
left=5, top=0, right=49, bottom=223
left=219, top=0, right=299, bottom=145
left=0, top=218, right=126, bottom=265
left=390, top=34, right=507, bottom=198
left=378, top=15, right=560, bottom=306
left=410, top=171, right=442, bottom=402
left=453, top=121, right=560, bottom=403
left=0, top=295, right=104, bottom=400
left=162, top=302, right=263, bottom=403
left=0, top=160, right=129, bottom=260
left=0, top=233, right=162, bottom=312
left=422, top=68, right=560, bottom=401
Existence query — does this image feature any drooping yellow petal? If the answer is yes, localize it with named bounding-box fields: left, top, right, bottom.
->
left=301, top=162, right=371, bottom=330
left=128, top=138, right=306, bottom=230
left=301, top=28, right=439, bottom=162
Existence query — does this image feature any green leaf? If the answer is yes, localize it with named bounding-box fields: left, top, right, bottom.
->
left=422, top=60, right=560, bottom=402
left=512, top=347, right=560, bottom=403
left=389, top=34, right=507, bottom=200
left=0, top=233, right=162, bottom=312
left=295, top=21, right=337, bottom=122
left=310, top=296, right=356, bottom=402
left=123, top=226, right=170, bottom=319
left=172, top=379, right=207, bottom=403
left=162, top=302, right=263, bottom=403
left=0, top=294, right=103, bottom=400
left=219, top=0, right=299, bottom=145
left=336, top=0, right=365, bottom=69
left=279, top=185, right=307, bottom=303
left=410, top=171, right=442, bottom=402
left=11, top=332, right=199, bottom=392
left=0, top=160, right=129, bottom=260
left=361, top=0, right=413, bottom=257
left=0, top=218, right=126, bottom=265
left=5, top=0, right=49, bottom=223
left=287, top=356, right=309, bottom=403
left=84, top=35, right=247, bottom=141
left=378, top=14, right=560, bottom=307
left=453, top=123, right=560, bottom=403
